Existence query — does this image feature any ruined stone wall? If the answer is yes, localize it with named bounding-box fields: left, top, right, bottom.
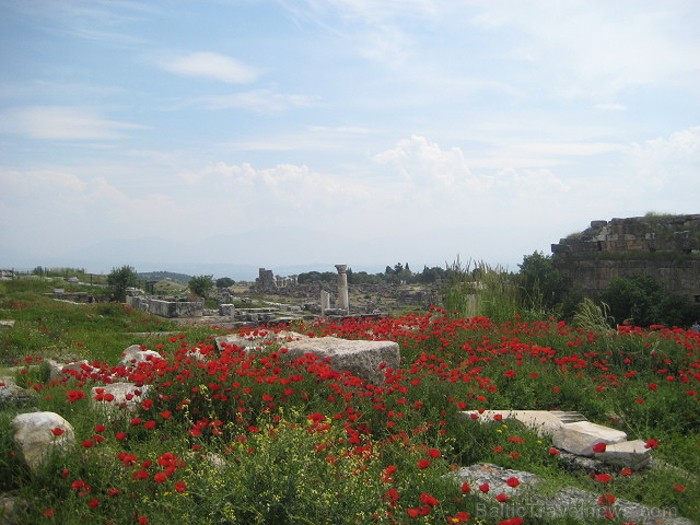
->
left=126, top=296, right=204, bottom=318
left=551, top=215, right=700, bottom=303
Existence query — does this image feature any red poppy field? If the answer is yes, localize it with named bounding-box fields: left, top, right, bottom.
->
left=2, top=306, right=699, bottom=524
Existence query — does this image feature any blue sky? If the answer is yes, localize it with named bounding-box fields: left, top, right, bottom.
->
left=1, top=0, right=699, bottom=279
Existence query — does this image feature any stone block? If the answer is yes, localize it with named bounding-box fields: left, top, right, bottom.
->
left=12, top=411, right=75, bottom=470
left=282, top=336, right=400, bottom=385
left=215, top=330, right=308, bottom=353
left=552, top=421, right=627, bottom=456
left=461, top=410, right=586, bottom=436
left=594, top=439, right=652, bottom=470
left=219, top=303, right=235, bottom=316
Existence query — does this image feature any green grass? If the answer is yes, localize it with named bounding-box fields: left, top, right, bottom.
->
left=0, top=280, right=178, bottom=365
left=0, top=281, right=698, bottom=524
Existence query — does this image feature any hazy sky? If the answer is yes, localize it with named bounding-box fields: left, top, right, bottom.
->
left=1, top=1, right=699, bottom=278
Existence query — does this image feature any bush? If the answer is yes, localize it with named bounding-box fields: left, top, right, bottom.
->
left=188, top=275, right=214, bottom=299
left=601, top=275, right=698, bottom=327
left=107, top=265, right=139, bottom=302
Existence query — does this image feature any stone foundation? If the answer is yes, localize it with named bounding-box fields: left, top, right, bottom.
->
left=126, top=296, right=203, bottom=318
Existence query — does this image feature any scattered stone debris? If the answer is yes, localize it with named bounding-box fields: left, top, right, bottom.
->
left=452, top=463, right=694, bottom=525
left=464, top=410, right=652, bottom=471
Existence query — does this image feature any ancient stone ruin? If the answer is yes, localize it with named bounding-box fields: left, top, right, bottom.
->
left=551, top=214, right=700, bottom=303
left=126, top=294, right=204, bottom=318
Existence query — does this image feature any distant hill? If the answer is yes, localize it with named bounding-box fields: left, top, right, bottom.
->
left=138, top=271, right=192, bottom=284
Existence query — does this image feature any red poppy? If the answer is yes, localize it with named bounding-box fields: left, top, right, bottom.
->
left=598, top=493, right=616, bottom=505
left=447, top=511, right=470, bottom=523
left=382, top=465, right=397, bottom=483
left=50, top=427, right=65, bottom=437
left=66, top=390, right=86, bottom=403
left=417, top=459, right=431, bottom=469
left=419, top=493, right=439, bottom=506
left=460, top=482, right=471, bottom=494
left=594, top=473, right=612, bottom=483
left=479, top=483, right=490, bottom=493
left=505, top=476, right=520, bottom=488
left=495, top=493, right=509, bottom=503
left=498, top=518, right=524, bottom=525
left=592, top=442, right=607, bottom=453
left=644, top=439, right=660, bottom=449
left=174, top=481, right=187, bottom=493
left=427, top=448, right=441, bottom=458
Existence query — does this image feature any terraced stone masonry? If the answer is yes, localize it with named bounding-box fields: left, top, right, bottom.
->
left=551, top=215, right=700, bottom=303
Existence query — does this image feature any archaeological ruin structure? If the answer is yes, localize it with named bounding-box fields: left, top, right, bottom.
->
left=551, top=214, right=700, bottom=304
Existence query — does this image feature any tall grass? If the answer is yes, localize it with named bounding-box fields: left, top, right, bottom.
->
left=442, top=258, right=520, bottom=323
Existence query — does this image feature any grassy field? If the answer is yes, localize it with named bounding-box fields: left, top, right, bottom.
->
left=0, top=278, right=698, bottom=524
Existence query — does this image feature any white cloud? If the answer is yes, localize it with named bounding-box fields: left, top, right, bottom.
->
left=469, top=1, right=700, bottom=101
left=374, top=135, right=476, bottom=188
left=626, top=125, right=700, bottom=188
left=158, top=52, right=260, bottom=84
left=0, top=106, right=144, bottom=140
left=205, top=161, right=376, bottom=208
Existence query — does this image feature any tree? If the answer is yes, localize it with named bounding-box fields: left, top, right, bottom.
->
left=419, top=266, right=445, bottom=284
left=216, top=277, right=235, bottom=289
left=107, top=265, right=139, bottom=302
left=517, top=251, right=564, bottom=312
left=189, top=275, right=214, bottom=298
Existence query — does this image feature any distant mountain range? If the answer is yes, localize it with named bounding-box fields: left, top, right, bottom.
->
left=137, top=271, right=193, bottom=284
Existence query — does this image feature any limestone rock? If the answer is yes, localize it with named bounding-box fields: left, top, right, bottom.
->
left=0, top=377, right=36, bottom=410
left=47, top=359, right=94, bottom=381
left=11, top=411, right=75, bottom=470
left=594, top=439, right=652, bottom=470
left=121, top=345, right=163, bottom=365
left=0, top=320, right=15, bottom=328
left=552, top=421, right=627, bottom=456
left=452, top=462, right=541, bottom=496
left=0, top=494, right=28, bottom=525
left=91, top=383, right=151, bottom=412
left=282, top=336, right=400, bottom=385
left=451, top=463, right=695, bottom=524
